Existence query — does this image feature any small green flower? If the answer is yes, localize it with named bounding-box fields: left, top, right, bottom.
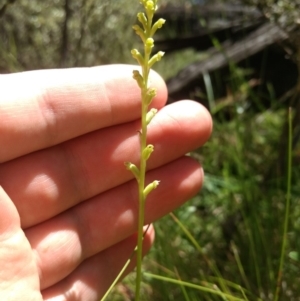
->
left=124, top=162, right=140, bottom=181
left=151, top=18, right=166, bottom=36
left=148, top=51, right=165, bottom=68
left=144, top=180, right=160, bottom=198
left=132, top=70, right=144, bottom=89
left=145, top=88, right=156, bottom=105
left=137, top=12, right=148, bottom=29
left=146, top=108, right=158, bottom=125
left=145, top=0, right=155, bottom=12
left=142, top=144, right=154, bottom=161
left=131, top=49, right=144, bottom=66
left=145, top=38, right=154, bottom=55
left=132, top=24, right=146, bottom=43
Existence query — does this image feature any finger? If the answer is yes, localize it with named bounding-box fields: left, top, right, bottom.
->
left=26, top=156, right=202, bottom=289
left=0, top=187, right=41, bottom=300
left=41, top=225, right=155, bottom=301
left=0, top=65, right=167, bottom=162
left=0, top=100, right=212, bottom=228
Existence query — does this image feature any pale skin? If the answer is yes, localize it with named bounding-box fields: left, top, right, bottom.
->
left=0, top=64, right=212, bottom=301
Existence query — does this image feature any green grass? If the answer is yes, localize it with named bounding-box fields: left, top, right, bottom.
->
left=147, top=112, right=298, bottom=300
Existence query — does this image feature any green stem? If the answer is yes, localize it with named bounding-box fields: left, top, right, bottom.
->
left=101, top=225, right=151, bottom=301
left=274, top=107, right=293, bottom=301
left=144, top=273, right=246, bottom=301
left=135, top=81, right=149, bottom=300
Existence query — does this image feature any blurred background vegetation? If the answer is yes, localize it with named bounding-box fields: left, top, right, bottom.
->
left=0, top=0, right=192, bottom=70
left=1, top=0, right=300, bottom=300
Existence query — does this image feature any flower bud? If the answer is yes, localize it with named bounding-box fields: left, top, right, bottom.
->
left=132, top=70, right=144, bottom=89
left=146, top=108, right=157, bottom=125
left=145, top=38, right=154, bottom=48
left=132, top=24, right=146, bottom=43
left=145, top=38, right=154, bottom=55
left=137, top=12, right=147, bottom=29
left=131, top=49, right=144, bottom=66
left=124, top=162, right=140, bottom=180
left=144, top=180, right=160, bottom=198
left=151, top=18, right=166, bottom=36
left=142, top=144, right=154, bottom=161
left=146, top=1, right=154, bottom=12
left=145, top=88, right=156, bottom=105
left=148, top=51, right=165, bottom=68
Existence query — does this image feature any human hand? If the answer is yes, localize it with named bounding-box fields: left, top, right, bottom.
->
left=0, top=65, right=212, bottom=300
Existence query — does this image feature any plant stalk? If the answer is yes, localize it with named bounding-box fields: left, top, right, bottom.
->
left=274, top=107, right=293, bottom=301
left=130, top=2, right=164, bottom=299
left=135, top=95, right=147, bottom=299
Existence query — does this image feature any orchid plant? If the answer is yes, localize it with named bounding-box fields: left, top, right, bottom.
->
left=125, top=0, right=165, bottom=299
left=100, top=2, right=165, bottom=300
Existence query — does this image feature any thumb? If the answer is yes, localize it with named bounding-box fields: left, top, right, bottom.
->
left=0, top=186, right=21, bottom=239
left=0, top=186, right=42, bottom=300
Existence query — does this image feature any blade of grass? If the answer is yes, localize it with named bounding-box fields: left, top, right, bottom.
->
left=169, top=212, right=232, bottom=295
left=169, top=213, right=222, bottom=276
left=230, top=241, right=251, bottom=290
left=203, top=72, right=215, bottom=111
left=203, top=276, right=262, bottom=301
left=174, top=267, right=192, bottom=301
left=100, top=251, right=134, bottom=301
left=274, top=107, right=293, bottom=301
left=100, top=225, right=150, bottom=301
left=144, top=272, right=246, bottom=301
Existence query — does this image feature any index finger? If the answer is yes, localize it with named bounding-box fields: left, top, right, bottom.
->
left=0, top=65, right=167, bottom=162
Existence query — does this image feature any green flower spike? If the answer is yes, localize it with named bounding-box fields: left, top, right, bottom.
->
left=126, top=1, right=165, bottom=300
left=102, top=1, right=164, bottom=300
